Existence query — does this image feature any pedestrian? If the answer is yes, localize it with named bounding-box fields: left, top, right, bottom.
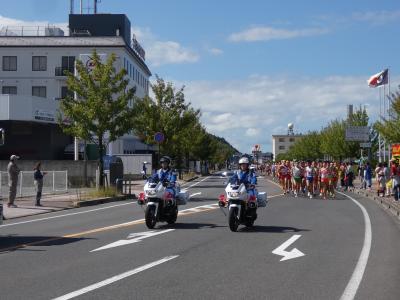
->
left=363, top=162, right=372, bottom=190
left=7, top=154, right=20, bottom=208
left=33, top=162, right=46, bottom=206
left=375, top=163, right=384, bottom=197
left=383, top=162, right=390, bottom=196
left=142, top=162, right=147, bottom=179
left=390, top=159, right=400, bottom=201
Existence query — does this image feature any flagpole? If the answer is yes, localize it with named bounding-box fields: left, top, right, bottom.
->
left=378, top=86, right=382, bottom=163
left=387, top=67, right=391, bottom=160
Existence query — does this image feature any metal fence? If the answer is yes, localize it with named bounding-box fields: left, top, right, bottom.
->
left=0, top=171, right=68, bottom=198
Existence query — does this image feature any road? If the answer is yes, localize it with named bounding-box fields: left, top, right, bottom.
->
left=1, top=173, right=400, bottom=300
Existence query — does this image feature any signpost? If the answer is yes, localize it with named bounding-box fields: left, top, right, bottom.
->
left=154, top=132, right=165, bottom=166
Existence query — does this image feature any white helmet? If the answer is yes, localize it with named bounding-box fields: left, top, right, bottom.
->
left=238, top=157, right=249, bottom=164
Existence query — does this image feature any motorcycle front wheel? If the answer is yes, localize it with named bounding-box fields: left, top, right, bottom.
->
left=228, top=207, right=239, bottom=232
left=145, top=205, right=157, bottom=229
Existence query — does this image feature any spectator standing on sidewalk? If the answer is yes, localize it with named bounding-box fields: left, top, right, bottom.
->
left=375, top=163, right=385, bottom=197
left=142, top=162, right=147, bottom=179
left=7, top=155, right=20, bottom=208
left=33, top=162, right=46, bottom=206
left=363, top=162, right=372, bottom=190
left=390, top=159, right=400, bottom=201
left=383, top=162, right=390, bottom=196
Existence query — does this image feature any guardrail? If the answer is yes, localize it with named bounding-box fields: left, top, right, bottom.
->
left=0, top=171, right=68, bottom=198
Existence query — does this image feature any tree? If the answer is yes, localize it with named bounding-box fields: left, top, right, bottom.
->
left=58, top=50, right=135, bottom=187
left=285, top=131, right=322, bottom=161
left=132, top=76, right=201, bottom=168
left=375, top=86, right=400, bottom=144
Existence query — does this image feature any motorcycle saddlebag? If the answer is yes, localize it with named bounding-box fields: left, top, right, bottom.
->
left=257, top=192, right=268, bottom=207
left=177, top=190, right=189, bottom=205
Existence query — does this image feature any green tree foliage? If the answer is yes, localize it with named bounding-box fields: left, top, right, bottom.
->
left=282, top=106, right=370, bottom=161
left=132, top=76, right=237, bottom=169
left=285, top=131, right=322, bottom=161
left=58, top=50, right=135, bottom=187
left=375, top=86, right=400, bottom=143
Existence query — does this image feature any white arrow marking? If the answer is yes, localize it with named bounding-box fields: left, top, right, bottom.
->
left=272, top=234, right=305, bottom=261
left=189, top=192, right=202, bottom=198
left=91, top=229, right=174, bottom=252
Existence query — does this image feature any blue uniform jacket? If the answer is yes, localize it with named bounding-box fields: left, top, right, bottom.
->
left=151, top=168, right=177, bottom=184
left=229, top=170, right=257, bottom=187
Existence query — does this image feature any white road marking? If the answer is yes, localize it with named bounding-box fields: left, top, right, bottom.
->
left=272, top=234, right=305, bottom=261
left=0, top=202, right=134, bottom=228
left=91, top=229, right=174, bottom=252
left=52, top=255, right=179, bottom=300
left=338, top=192, right=372, bottom=300
left=189, top=192, right=202, bottom=198
left=185, top=176, right=212, bottom=189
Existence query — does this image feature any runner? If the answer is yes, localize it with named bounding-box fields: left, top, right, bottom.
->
left=292, top=161, right=302, bottom=197
left=320, top=161, right=329, bottom=200
left=305, top=160, right=315, bottom=199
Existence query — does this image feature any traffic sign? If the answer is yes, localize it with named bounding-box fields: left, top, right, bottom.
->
left=345, top=126, right=369, bottom=142
left=360, top=142, right=371, bottom=148
left=154, top=132, right=165, bottom=143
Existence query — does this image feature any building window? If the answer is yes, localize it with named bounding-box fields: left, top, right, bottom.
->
left=279, top=138, right=285, bottom=142
left=2, top=86, right=17, bottom=94
left=61, top=56, right=75, bottom=73
left=279, top=146, right=285, bottom=150
left=32, top=56, right=47, bottom=71
left=61, top=86, right=73, bottom=99
left=2, top=56, right=17, bottom=71
left=289, top=138, right=295, bottom=142
left=32, top=86, right=46, bottom=98
left=132, top=65, right=135, bottom=80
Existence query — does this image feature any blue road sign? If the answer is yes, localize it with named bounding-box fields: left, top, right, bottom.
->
left=154, top=132, right=165, bottom=143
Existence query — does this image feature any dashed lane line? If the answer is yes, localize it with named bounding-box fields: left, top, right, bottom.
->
left=0, top=194, right=282, bottom=252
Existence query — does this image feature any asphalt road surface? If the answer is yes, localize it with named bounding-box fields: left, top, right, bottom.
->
left=1, top=173, right=400, bottom=300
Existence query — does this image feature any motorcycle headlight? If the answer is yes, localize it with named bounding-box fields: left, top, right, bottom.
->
left=229, top=192, right=239, bottom=197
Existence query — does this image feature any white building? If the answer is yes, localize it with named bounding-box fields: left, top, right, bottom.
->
left=0, top=14, right=153, bottom=160
left=272, top=134, right=303, bottom=160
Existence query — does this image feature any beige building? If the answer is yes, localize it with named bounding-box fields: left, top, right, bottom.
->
left=272, top=134, right=303, bottom=160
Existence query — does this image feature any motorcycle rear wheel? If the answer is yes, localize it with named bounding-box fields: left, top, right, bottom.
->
left=228, top=207, right=239, bottom=232
left=145, top=206, right=157, bottom=229
left=167, top=206, right=178, bottom=224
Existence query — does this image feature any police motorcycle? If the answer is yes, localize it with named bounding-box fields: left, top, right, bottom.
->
left=138, top=157, right=188, bottom=229
left=218, top=158, right=267, bottom=232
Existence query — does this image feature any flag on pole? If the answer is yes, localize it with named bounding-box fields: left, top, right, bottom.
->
left=367, top=69, right=388, bottom=87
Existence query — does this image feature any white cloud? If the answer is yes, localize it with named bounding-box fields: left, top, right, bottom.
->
left=0, top=15, right=68, bottom=34
left=132, top=26, right=199, bottom=67
left=246, top=128, right=261, bottom=137
left=228, top=26, right=329, bottom=42
left=180, top=75, right=389, bottom=153
left=352, top=10, right=400, bottom=25
left=208, top=48, right=223, bottom=55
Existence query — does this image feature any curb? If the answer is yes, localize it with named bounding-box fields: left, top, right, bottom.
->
left=351, top=189, right=400, bottom=220
left=73, top=194, right=136, bottom=208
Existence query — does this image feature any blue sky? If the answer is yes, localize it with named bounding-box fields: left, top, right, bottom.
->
left=1, top=0, right=399, bottom=153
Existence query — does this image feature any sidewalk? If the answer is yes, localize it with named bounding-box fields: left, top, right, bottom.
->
left=351, top=177, right=400, bottom=219
left=1, top=180, right=145, bottom=220
left=1, top=176, right=199, bottom=220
